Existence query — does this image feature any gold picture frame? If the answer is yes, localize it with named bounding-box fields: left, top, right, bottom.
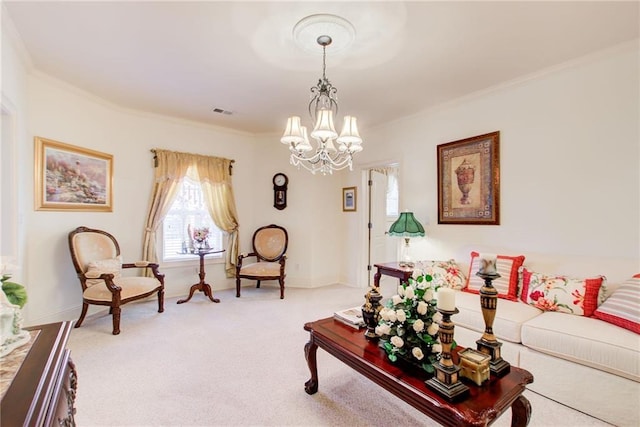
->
left=437, top=131, right=500, bottom=225
left=342, top=187, right=357, bottom=212
left=34, top=137, right=113, bottom=212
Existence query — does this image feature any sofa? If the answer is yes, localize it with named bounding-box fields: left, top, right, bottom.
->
left=416, top=248, right=640, bottom=427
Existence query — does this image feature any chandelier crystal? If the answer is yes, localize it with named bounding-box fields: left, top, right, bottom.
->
left=281, top=34, right=363, bottom=175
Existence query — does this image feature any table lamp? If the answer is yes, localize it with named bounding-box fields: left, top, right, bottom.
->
left=388, top=212, right=425, bottom=268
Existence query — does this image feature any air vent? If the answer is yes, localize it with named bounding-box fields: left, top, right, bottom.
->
left=212, top=107, right=233, bottom=115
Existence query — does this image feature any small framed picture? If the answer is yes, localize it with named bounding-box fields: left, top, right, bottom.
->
left=342, top=187, right=357, bottom=212
left=34, top=136, right=113, bottom=212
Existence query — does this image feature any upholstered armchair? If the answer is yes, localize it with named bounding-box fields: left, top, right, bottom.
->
left=236, top=224, right=288, bottom=299
left=68, top=226, right=165, bottom=335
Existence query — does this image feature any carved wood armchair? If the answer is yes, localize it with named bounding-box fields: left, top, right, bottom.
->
left=68, top=226, right=165, bottom=335
left=236, top=224, right=288, bottom=299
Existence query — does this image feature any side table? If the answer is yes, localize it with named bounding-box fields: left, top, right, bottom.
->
left=177, top=249, right=225, bottom=304
left=373, top=262, right=413, bottom=288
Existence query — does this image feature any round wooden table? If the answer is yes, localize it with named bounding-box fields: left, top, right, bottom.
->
left=177, top=249, right=225, bottom=304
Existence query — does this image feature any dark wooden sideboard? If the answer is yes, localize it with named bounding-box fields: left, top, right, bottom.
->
left=1, top=321, right=77, bottom=426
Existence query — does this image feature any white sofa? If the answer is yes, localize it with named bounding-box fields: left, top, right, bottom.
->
left=431, top=249, right=639, bottom=427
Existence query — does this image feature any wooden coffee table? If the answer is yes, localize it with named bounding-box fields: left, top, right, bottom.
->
left=304, top=317, right=533, bottom=426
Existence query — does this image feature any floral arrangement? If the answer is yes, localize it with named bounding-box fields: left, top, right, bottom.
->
left=376, top=272, right=443, bottom=375
left=192, top=227, right=210, bottom=243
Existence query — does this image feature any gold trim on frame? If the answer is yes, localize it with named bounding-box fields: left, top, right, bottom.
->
left=437, top=131, right=500, bottom=225
left=34, top=137, right=113, bottom=212
left=342, top=186, right=357, bottom=212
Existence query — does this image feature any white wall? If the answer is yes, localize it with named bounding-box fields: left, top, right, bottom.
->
left=348, top=42, right=639, bottom=285
left=250, top=134, right=345, bottom=287
left=1, top=7, right=30, bottom=319
left=22, top=73, right=262, bottom=325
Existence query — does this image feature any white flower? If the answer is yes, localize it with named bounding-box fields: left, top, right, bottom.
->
left=423, top=289, right=434, bottom=301
left=396, top=309, right=407, bottom=323
left=413, top=319, right=424, bottom=332
left=387, top=310, right=397, bottom=322
left=405, top=286, right=415, bottom=300
left=417, top=301, right=428, bottom=315
left=392, top=295, right=403, bottom=306
left=433, top=311, right=442, bottom=323
left=390, top=336, right=404, bottom=348
left=379, top=308, right=390, bottom=321
left=427, top=322, right=439, bottom=335
left=432, top=343, right=443, bottom=353
left=397, top=286, right=405, bottom=297
left=412, top=347, right=425, bottom=360
left=412, top=269, right=423, bottom=280
left=375, top=324, right=391, bottom=336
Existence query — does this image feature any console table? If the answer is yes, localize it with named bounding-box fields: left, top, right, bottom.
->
left=1, top=321, right=77, bottom=426
left=304, top=317, right=533, bottom=426
left=373, top=262, right=413, bottom=288
left=177, top=249, right=225, bottom=304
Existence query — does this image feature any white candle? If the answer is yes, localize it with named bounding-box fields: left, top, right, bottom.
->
left=437, top=288, right=456, bottom=311
left=478, top=253, right=498, bottom=275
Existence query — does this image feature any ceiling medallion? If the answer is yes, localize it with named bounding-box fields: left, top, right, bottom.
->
left=293, top=14, right=355, bottom=54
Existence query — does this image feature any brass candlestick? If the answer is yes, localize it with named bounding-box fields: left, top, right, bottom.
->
left=426, top=308, right=469, bottom=401
left=362, top=286, right=383, bottom=340
left=476, top=271, right=511, bottom=377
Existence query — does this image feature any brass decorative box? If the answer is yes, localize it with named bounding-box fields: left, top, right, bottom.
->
left=459, top=348, right=491, bottom=386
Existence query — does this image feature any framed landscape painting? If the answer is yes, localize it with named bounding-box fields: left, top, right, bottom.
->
left=34, top=137, right=113, bottom=212
left=342, top=187, right=357, bottom=212
left=437, top=131, right=500, bottom=225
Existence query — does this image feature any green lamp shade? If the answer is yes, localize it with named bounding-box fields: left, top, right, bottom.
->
left=388, top=212, right=425, bottom=237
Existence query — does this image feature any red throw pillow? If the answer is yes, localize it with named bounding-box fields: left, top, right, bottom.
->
left=520, top=268, right=605, bottom=317
left=594, top=274, right=640, bottom=333
left=464, top=251, right=525, bottom=301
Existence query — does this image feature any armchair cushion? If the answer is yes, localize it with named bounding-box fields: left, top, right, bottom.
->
left=239, top=262, right=282, bottom=277
left=85, top=256, right=123, bottom=287
left=83, top=276, right=163, bottom=302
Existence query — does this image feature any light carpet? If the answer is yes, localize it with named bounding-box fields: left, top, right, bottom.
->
left=67, top=283, right=611, bottom=426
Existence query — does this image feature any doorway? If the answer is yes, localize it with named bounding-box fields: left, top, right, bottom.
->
left=366, top=165, right=399, bottom=295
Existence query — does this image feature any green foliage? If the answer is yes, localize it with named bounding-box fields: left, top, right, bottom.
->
left=1, top=274, right=28, bottom=308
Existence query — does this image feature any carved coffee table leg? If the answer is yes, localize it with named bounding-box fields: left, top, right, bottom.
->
left=511, top=395, right=532, bottom=427
left=304, top=337, right=319, bottom=394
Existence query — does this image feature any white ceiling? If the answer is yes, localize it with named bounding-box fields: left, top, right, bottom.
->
left=3, top=1, right=639, bottom=135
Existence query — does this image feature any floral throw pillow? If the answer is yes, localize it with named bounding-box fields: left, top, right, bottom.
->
left=85, top=256, right=123, bottom=287
left=594, top=274, right=640, bottom=333
left=464, top=251, right=525, bottom=301
left=520, top=268, right=605, bottom=316
left=414, top=260, right=466, bottom=290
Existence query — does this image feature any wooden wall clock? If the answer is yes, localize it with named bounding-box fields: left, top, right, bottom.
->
left=273, top=173, right=288, bottom=210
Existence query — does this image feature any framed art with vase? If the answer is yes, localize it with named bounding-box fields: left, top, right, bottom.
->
left=437, top=131, right=500, bottom=225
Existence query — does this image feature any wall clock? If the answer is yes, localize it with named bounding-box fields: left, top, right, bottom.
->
left=273, top=173, right=288, bottom=210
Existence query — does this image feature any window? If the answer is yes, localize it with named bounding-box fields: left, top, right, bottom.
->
left=386, top=169, right=399, bottom=218
left=162, top=174, right=225, bottom=261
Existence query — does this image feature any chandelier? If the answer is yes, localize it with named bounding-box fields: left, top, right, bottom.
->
left=281, top=30, right=363, bottom=175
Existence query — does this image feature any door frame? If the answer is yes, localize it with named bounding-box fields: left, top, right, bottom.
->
left=357, top=160, right=401, bottom=289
